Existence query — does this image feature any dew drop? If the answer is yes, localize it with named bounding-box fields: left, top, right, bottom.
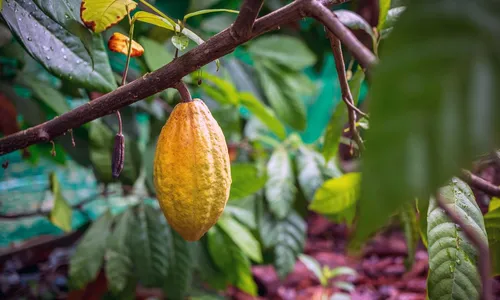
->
left=64, top=14, right=70, bottom=19
left=46, top=56, right=51, bottom=60
left=27, top=37, right=32, bottom=41
left=76, top=59, right=81, bottom=64
left=63, top=55, right=68, bottom=60
left=50, top=46, right=54, bottom=51
left=456, top=259, right=461, bottom=265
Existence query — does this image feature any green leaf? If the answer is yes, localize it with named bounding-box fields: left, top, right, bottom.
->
left=218, top=214, right=262, bottom=263
left=191, top=240, right=228, bottom=290
left=298, top=254, right=326, bottom=286
left=248, top=35, right=317, bottom=70
left=356, top=0, right=500, bottom=244
left=296, top=146, right=324, bottom=201
left=81, top=0, right=137, bottom=33
left=377, top=0, right=392, bottom=30
left=165, top=230, right=193, bottom=299
left=382, top=7, right=406, bottom=30
left=200, top=73, right=239, bottom=105
left=140, top=37, right=173, bottom=71
left=349, top=68, right=365, bottom=106
left=427, top=178, right=487, bottom=299
left=69, top=211, right=113, bottom=290
left=239, top=92, right=286, bottom=140
left=183, top=8, right=239, bottom=22
left=256, top=63, right=307, bottom=130
left=484, top=207, right=500, bottom=275
left=335, top=10, right=374, bottom=38
left=400, top=204, right=418, bottom=270
left=309, top=173, right=360, bottom=224
left=1, top=0, right=117, bottom=92
left=17, top=77, right=70, bottom=116
left=130, top=203, right=172, bottom=287
left=48, top=173, right=72, bottom=232
left=171, top=34, right=190, bottom=51
left=105, top=209, right=134, bottom=294
left=265, top=147, right=297, bottom=219
left=207, top=226, right=257, bottom=296
left=225, top=205, right=256, bottom=230
left=272, top=212, right=306, bottom=279
left=230, top=163, right=267, bottom=200
left=322, top=103, right=347, bottom=163
left=132, top=11, right=175, bottom=31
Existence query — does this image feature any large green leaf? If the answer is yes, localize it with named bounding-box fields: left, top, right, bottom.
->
left=484, top=207, right=500, bottom=275
left=140, top=37, right=173, bottom=71
left=217, top=214, right=262, bottom=263
left=229, top=163, right=267, bottom=200
left=130, top=204, right=172, bottom=287
left=69, top=211, right=113, bottom=290
left=248, top=35, right=316, bottom=71
left=309, top=173, right=360, bottom=224
left=105, top=209, right=134, bottom=294
left=1, top=0, right=116, bottom=92
left=48, top=172, right=72, bottom=232
left=256, top=63, right=307, bottom=130
left=191, top=240, right=228, bottom=290
left=239, top=92, right=286, bottom=140
left=427, top=178, right=487, bottom=299
left=265, top=147, right=297, bottom=219
left=296, top=146, right=324, bottom=201
left=165, top=230, right=193, bottom=299
left=207, top=226, right=257, bottom=296
left=272, top=212, right=306, bottom=279
left=17, top=77, right=70, bottom=116
left=356, top=0, right=500, bottom=244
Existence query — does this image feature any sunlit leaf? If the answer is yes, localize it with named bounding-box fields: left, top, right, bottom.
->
left=69, top=211, right=113, bottom=290
left=80, top=0, right=137, bottom=33
left=108, top=32, right=144, bottom=57
left=489, top=197, right=500, bottom=212
left=427, top=178, right=487, bottom=299
left=229, top=163, right=267, bottom=200
left=183, top=8, right=239, bottom=22
left=48, top=173, right=72, bottom=232
left=377, top=0, right=391, bottom=30
left=298, top=254, right=326, bottom=285
left=265, top=146, right=297, bottom=219
left=356, top=0, right=500, bottom=244
left=132, top=11, right=175, bottom=30
left=309, top=173, right=360, bottom=225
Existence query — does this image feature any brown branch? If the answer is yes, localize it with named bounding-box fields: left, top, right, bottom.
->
left=0, top=0, right=372, bottom=156
left=461, top=169, right=500, bottom=197
left=328, top=31, right=365, bottom=153
left=306, top=0, right=378, bottom=69
left=232, top=0, right=264, bottom=39
left=435, top=194, right=492, bottom=300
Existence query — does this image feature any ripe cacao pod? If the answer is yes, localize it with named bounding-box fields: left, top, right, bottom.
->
left=153, top=99, right=232, bottom=241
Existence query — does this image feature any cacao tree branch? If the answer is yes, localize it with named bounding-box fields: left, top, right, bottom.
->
left=328, top=31, right=365, bottom=152
left=435, top=193, right=492, bottom=300
left=306, top=0, right=378, bottom=69
left=232, top=0, right=264, bottom=38
left=0, top=0, right=374, bottom=156
left=461, top=169, right=500, bottom=197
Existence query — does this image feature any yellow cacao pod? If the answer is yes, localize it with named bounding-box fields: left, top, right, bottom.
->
left=153, top=99, right=232, bottom=241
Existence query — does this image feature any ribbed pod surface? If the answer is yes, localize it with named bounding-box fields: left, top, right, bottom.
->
left=153, top=99, right=231, bottom=241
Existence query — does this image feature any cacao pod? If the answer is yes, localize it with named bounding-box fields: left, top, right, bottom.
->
left=153, top=99, right=232, bottom=241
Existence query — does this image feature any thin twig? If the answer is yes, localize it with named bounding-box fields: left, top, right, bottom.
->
left=232, top=0, right=264, bottom=38
left=435, top=193, right=492, bottom=300
left=0, top=0, right=373, bottom=156
left=306, top=0, right=378, bottom=70
left=174, top=81, right=192, bottom=103
left=461, top=169, right=500, bottom=197
left=328, top=31, right=365, bottom=153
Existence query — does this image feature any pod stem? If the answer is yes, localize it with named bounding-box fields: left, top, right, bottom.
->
left=174, top=81, right=193, bottom=103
